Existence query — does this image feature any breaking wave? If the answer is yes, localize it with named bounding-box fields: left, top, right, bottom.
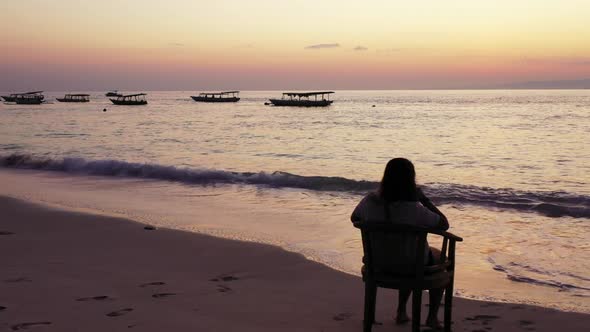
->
left=489, top=257, right=590, bottom=294
left=1, top=153, right=589, bottom=219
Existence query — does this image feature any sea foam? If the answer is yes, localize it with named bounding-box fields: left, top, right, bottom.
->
left=1, top=153, right=588, bottom=219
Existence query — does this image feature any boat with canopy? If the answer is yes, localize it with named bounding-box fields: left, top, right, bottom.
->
left=109, top=93, right=148, bottom=105
left=15, top=94, right=45, bottom=104
left=269, top=91, right=334, bottom=107
left=191, top=91, right=240, bottom=103
left=2, top=91, right=45, bottom=103
left=56, top=94, right=90, bottom=103
left=105, top=90, right=122, bottom=97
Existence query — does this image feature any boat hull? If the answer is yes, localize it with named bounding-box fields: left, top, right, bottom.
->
left=110, top=99, right=147, bottom=105
left=56, top=98, right=90, bottom=103
left=191, top=96, right=240, bottom=103
left=268, top=99, right=333, bottom=107
left=3, top=95, right=44, bottom=102
left=15, top=98, right=43, bottom=105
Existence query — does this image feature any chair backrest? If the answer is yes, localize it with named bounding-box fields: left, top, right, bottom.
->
left=354, top=222, right=430, bottom=278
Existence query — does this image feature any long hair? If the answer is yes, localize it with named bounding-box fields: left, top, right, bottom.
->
left=378, top=158, right=419, bottom=202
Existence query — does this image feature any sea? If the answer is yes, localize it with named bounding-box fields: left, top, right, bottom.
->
left=0, top=90, right=588, bottom=313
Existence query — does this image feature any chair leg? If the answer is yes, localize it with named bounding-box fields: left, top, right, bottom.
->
left=444, top=280, right=454, bottom=332
left=411, top=288, right=422, bottom=332
left=363, top=281, right=377, bottom=332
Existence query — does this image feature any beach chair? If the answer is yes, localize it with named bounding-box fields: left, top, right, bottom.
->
left=353, top=222, right=463, bottom=332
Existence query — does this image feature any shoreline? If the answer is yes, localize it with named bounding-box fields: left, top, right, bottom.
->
left=1, top=195, right=589, bottom=331
left=0, top=167, right=589, bottom=314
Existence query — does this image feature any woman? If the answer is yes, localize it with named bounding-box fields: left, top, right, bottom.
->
left=351, top=158, right=449, bottom=330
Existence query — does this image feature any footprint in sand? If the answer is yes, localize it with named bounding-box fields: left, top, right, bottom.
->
left=464, top=315, right=500, bottom=329
left=333, top=312, right=353, bottom=321
left=4, top=277, right=32, bottom=283
left=10, top=322, right=51, bottom=330
left=210, top=274, right=239, bottom=282
left=76, top=295, right=113, bottom=302
left=106, top=308, right=133, bottom=317
left=152, top=293, right=177, bottom=299
left=216, top=285, right=232, bottom=293
left=465, top=315, right=500, bottom=321
left=519, top=320, right=536, bottom=331
left=140, top=281, right=166, bottom=288
left=0, top=231, right=15, bottom=235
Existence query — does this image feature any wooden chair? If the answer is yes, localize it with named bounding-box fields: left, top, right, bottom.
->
left=353, top=222, right=463, bottom=332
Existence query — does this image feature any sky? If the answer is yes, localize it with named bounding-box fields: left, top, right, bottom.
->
left=1, top=0, right=590, bottom=90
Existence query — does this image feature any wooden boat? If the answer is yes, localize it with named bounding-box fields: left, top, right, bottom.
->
left=269, top=91, right=334, bottom=107
left=56, top=94, right=90, bottom=103
left=15, top=93, right=45, bottom=105
left=105, top=90, right=122, bottom=97
left=2, top=91, right=44, bottom=102
left=191, top=91, right=240, bottom=103
left=110, top=93, right=148, bottom=105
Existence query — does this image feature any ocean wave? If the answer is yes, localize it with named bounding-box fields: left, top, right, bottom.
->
left=489, top=258, right=590, bottom=293
left=1, top=153, right=589, bottom=219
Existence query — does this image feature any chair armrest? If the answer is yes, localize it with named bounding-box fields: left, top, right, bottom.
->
left=428, top=230, right=463, bottom=242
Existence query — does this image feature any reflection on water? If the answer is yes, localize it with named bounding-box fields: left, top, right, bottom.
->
left=1, top=90, right=589, bottom=194
left=1, top=90, right=589, bottom=312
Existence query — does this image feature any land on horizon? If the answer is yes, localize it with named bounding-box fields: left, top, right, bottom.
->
left=2, top=77, right=590, bottom=94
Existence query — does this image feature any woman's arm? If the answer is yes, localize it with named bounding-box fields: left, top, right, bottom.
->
left=417, top=188, right=449, bottom=230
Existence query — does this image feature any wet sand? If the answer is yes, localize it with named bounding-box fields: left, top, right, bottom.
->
left=1, top=195, right=588, bottom=331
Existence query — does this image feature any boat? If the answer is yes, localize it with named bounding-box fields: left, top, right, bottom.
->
left=56, top=94, right=90, bottom=103
left=110, top=93, right=148, bottom=105
left=2, top=91, right=45, bottom=102
left=191, top=91, right=240, bottom=103
left=105, top=90, right=122, bottom=97
left=15, top=92, right=45, bottom=105
left=269, top=91, right=334, bottom=107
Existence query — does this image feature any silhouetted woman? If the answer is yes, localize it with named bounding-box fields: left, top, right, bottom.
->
left=351, top=158, right=449, bottom=329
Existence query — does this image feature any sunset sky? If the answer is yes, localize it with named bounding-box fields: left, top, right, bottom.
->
left=1, top=0, right=590, bottom=90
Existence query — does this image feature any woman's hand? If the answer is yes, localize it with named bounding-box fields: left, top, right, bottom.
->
left=418, top=187, right=449, bottom=230
left=417, top=187, right=430, bottom=204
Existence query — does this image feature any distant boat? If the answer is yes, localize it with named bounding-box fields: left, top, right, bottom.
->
left=15, top=92, right=45, bottom=105
left=110, top=93, right=148, bottom=105
left=56, top=94, right=90, bottom=103
left=105, top=90, right=122, bottom=97
left=191, top=91, right=240, bottom=103
left=2, top=91, right=45, bottom=102
left=269, top=91, right=334, bottom=107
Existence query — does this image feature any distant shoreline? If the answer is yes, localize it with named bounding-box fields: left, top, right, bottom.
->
left=1, top=88, right=589, bottom=93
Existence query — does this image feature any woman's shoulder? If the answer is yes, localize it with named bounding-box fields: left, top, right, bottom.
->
left=355, top=192, right=382, bottom=210
left=364, top=192, right=384, bottom=204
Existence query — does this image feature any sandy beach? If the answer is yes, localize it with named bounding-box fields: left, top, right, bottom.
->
left=1, top=195, right=588, bottom=331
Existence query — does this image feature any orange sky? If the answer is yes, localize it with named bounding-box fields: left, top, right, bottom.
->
left=1, top=0, right=589, bottom=90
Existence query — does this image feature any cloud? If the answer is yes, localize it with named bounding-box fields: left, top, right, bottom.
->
left=304, top=43, right=340, bottom=50
left=168, top=42, right=185, bottom=47
left=353, top=46, right=368, bottom=51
